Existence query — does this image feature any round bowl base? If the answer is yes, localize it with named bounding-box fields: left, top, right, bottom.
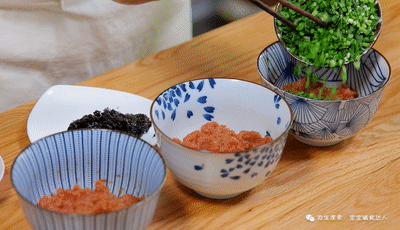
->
left=194, top=191, right=243, bottom=199
left=294, top=135, right=341, bottom=147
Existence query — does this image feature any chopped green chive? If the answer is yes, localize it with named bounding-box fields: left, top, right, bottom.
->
left=277, top=0, right=380, bottom=76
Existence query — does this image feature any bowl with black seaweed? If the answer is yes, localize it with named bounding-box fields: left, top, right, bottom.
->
left=257, top=41, right=391, bottom=146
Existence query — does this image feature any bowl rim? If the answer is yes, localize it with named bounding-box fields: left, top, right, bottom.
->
left=150, top=77, right=294, bottom=156
left=273, top=0, right=383, bottom=67
left=257, top=41, right=392, bottom=103
left=0, top=156, right=4, bottom=182
left=11, top=128, right=167, bottom=217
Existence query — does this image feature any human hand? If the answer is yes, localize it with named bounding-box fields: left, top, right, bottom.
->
left=112, top=0, right=158, bottom=5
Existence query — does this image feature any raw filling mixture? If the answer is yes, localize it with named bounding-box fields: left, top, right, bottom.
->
left=39, top=180, right=144, bottom=214
left=282, top=77, right=358, bottom=100
left=173, top=121, right=273, bottom=153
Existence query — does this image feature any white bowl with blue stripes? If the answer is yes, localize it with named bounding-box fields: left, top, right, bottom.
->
left=150, top=78, right=293, bottom=199
left=11, top=129, right=166, bottom=230
left=257, top=42, right=391, bottom=146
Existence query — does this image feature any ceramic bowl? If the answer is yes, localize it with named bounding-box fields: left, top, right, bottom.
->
left=11, top=129, right=166, bottom=230
left=150, top=78, right=293, bottom=199
left=257, top=42, right=391, bottom=146
left=274, top=0, right=383, bottom=66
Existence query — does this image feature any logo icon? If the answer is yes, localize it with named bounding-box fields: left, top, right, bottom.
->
left=306, top=214, right=315, bottom=222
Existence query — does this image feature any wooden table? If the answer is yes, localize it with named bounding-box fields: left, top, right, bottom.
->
left=1, top=1, right=400, bottom=229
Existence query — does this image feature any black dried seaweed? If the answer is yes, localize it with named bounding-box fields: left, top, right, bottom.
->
left=67, top=108, right=152, bottom=138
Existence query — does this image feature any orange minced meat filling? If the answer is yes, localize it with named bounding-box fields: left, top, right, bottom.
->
left=173, top=121, right=273, bottom=153
left=39, top=180, right=144, bottom=214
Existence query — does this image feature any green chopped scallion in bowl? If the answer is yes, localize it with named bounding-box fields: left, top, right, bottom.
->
left=276, top=0, right=381, bottom=72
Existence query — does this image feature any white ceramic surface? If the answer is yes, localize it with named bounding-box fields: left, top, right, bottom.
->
left=151, top=78, right=293, bottom=199
left=27, top=85, right=156, bottom=145
left=0, top=156, right=4, bottom=182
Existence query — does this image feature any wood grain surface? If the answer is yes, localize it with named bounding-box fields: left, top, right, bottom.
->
left=1, top=0, right=400, bottom=229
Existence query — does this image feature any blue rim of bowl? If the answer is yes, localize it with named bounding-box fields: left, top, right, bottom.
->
left=11, top=128, right=167, bottom=217
left=273, top=0, right=383, bottom=67
left=257, top=41, right=392, bottom=103
left=150, top=77, right=294, bottom=156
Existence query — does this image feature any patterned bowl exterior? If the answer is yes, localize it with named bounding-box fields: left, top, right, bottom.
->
left=150, top=78, right=293, bottom=199
left=257, top=42, right=391, bottom=146
left=11, top=129, right=166, bottom=230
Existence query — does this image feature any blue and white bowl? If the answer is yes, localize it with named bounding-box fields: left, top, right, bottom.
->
left=11, top=129, right=166, bottom=230
left=257, top=42, right=391, bottom=146
left=150, top=78, right=293, bottom=199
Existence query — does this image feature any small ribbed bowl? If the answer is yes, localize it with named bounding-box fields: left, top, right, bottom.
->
left=274, top=0, right=383, bottom=67
left=257, top=42, right=391, bottom=146
left=11, top=129, right=166, bottom=230
left=150, top=78, right=293, bottom=199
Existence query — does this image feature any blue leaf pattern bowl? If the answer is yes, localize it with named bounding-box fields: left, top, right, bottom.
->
left=11, top=129, right=166, bottom=230
left=257, top=42, right=391, bottom=146
left=150, top=78, right=293, bottom=199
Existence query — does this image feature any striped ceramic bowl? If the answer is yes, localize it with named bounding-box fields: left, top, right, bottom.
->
left=11, top=129, right=166, bottom=230
left=257, top=42, right=391, bottom=146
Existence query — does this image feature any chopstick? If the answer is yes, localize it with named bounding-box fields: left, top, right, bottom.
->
left=276, top=0, right=327, bottom=27
left=250, top=0, right=328, bottom=30
left=250, top=0, right=297, bottom=30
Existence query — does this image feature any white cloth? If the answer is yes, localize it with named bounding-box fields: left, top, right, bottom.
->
left=0, top=0, right=192, bottom=113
